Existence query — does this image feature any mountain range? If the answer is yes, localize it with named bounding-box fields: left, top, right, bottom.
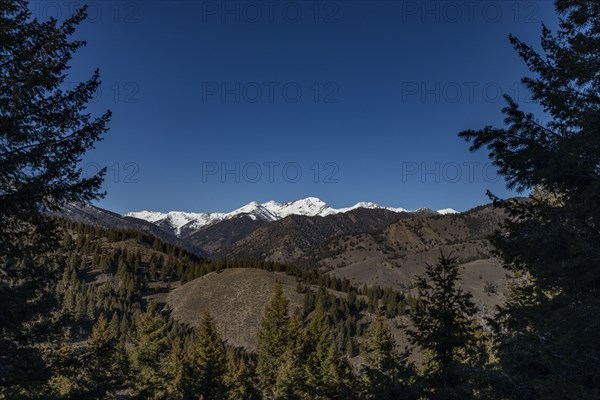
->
left=125, top=197, right=458, bottom=237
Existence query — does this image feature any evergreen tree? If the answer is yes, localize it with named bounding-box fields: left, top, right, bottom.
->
left=164, top=337, right=186, bottom=400
left=0, top=0, right=110, bottom=257
left=187, top=312, right=227, bottom=400
left=149, top=258, right=157, bottom=280
left=224, top=348, right=258, bottom=400
left=83, top=314, right=127, bottom=399
left=272, top=314, right=308, bottom=399
left=361, top=313, right=414, bottom=400
left=407, top=253, right=483, bottom=399
left=46, top=328, right=83, bottom=399
left=304, top=304, right=353, bottom=399
left=459, top=1, right=600, bottom=398
left=109, top=312, right=121, bottom=335
left=0, top=0, right=109, bottom=394
left=256, top=282, right=292, bottom=399
left=128, top=303, right=171, bottom=399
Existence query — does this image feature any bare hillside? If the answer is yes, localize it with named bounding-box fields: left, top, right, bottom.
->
left=165, top=269, right=305, bottom=350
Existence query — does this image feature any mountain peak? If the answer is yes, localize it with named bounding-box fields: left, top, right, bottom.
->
left=437, top=208, right=459, bottom=215
left=278, top=197, right=330, bottom=218
left=296, top=196, right=326, bottom=204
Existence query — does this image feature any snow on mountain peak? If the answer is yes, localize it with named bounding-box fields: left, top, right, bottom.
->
left=278, top=197, right=330, bottom=218
left=125, top=197, right=459, bottom=236
left=355, top=202, right=380, bottom=208
left=436, top=208, right=459, bottom=215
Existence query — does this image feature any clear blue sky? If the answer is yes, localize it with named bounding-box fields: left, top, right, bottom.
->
left=42, top=1, right=558, bottom=214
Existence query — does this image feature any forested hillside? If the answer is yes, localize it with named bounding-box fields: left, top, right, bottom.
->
left=2, top=219, right=431, bottom=398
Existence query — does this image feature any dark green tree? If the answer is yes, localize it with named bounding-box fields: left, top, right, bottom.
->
left=128, top=303, right=171, bottom=399
left=164, top=337, right=186, bottom=400
left=256, top=282, right=292, bottom=399
left=46, top=328, right=83, bottom=399
left=0, top=0, right=110, bottom=395
left=459, top=1, right=600, bottom=398
left=303, top=304, right=353, bottom=399
left=223, top=347, right=258, bottom=400
left=82, top=314, right=127, bottom=399
left=361, top=313, right=414, bottom=400
left=407, top=253, right=482, bottom=399
left=0, top=0, right=110, bottom=257
left=187, top=312, right=227, bottom=400
left=271, top=313, right=307, bottom=399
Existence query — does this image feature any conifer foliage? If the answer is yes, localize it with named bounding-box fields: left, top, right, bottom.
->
left=83, top=314, right=127, bottom=399
left=460, top=1, right=600, bottom=398
left=407, top=253, right=484, bottom=399
left=187, top=312, right=227, bottom=400
left=256, top=282, right=292, bottom=398
left=361, top=313, right=414, bottom=400
left=128, top=303, right=171, bottom=399
left=0, top=0, right=110, bottom=395
left=0, top=0, right=110, bottom=257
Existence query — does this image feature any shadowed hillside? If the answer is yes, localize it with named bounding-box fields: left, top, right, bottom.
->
left=223, top=208, right=415, bottom=262
left=185, top=215, right=268, bottom=255
left=55, top=203, right=205, bottom=255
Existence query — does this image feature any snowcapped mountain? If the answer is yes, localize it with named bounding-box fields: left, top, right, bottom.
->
left=125, top=198, right=458, bottom=237
left=437, top=208, right=460, bottom=215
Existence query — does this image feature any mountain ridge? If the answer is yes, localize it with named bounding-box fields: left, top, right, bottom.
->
left=125, top=197, right=459, bottom=237
left=52, top=203, right=205, bottom=255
